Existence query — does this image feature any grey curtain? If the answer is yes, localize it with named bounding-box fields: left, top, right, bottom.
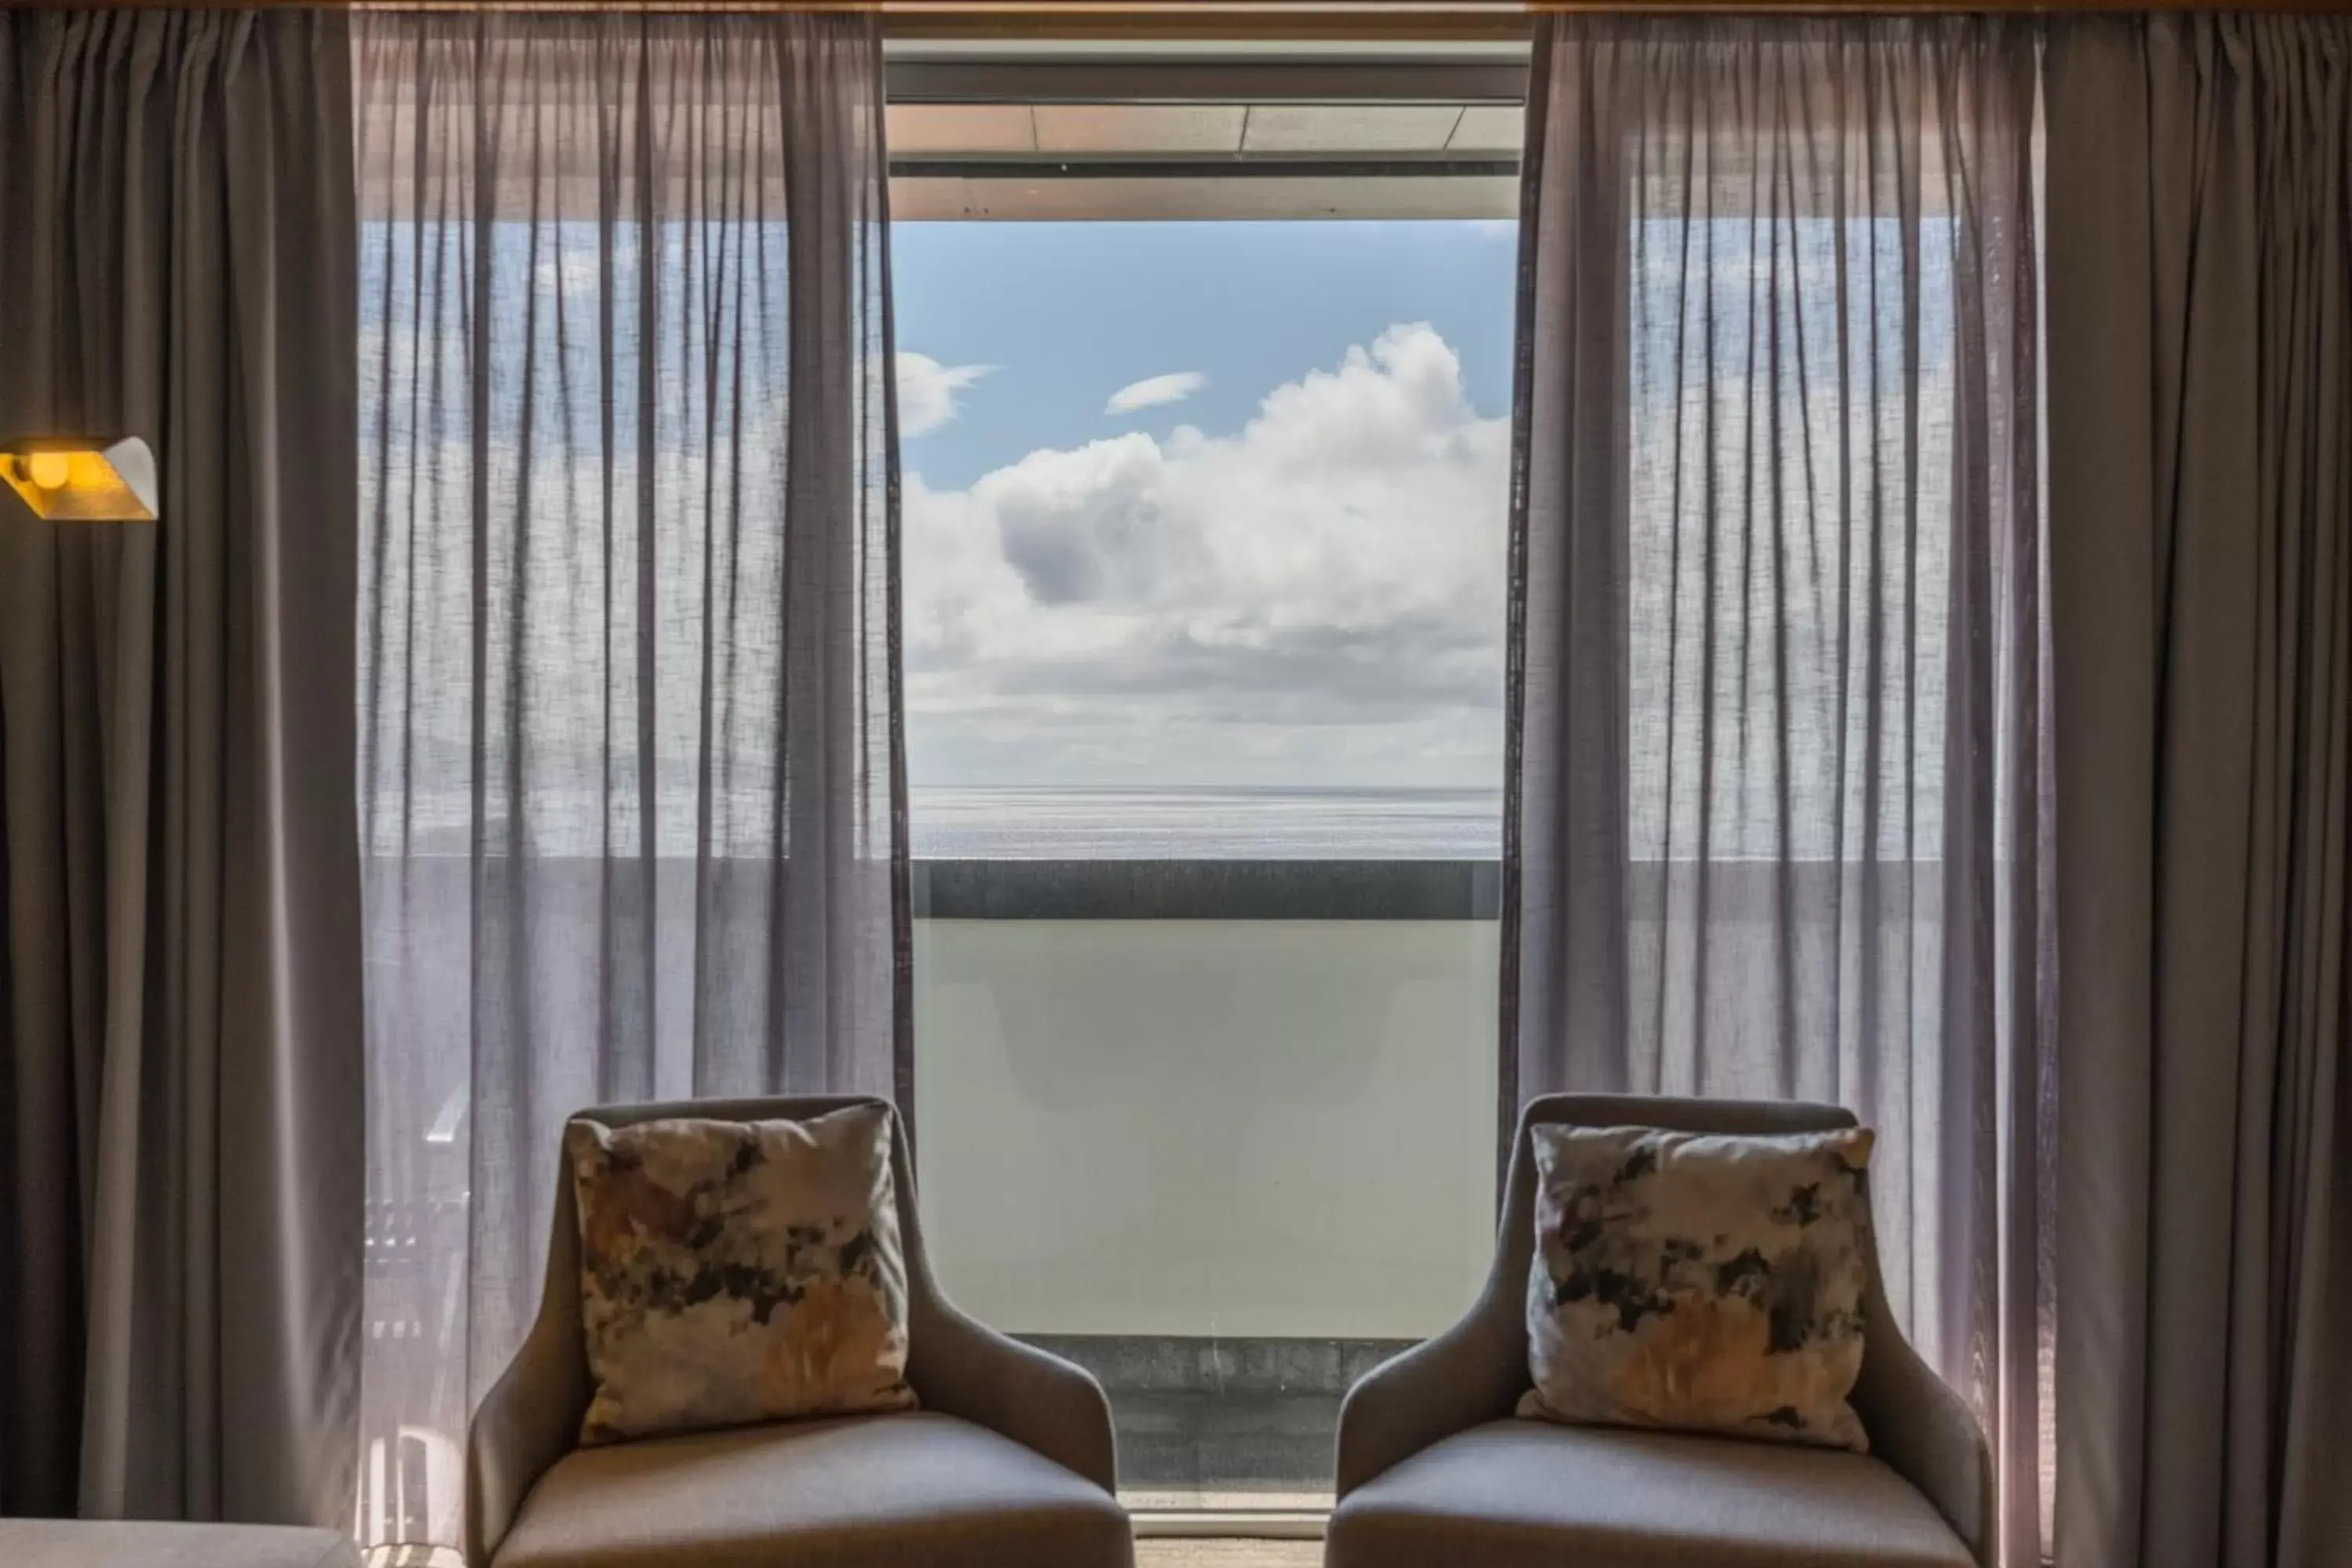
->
left=350, top=11, right=903, bottom=1551
left=2045, top=16, right=2352, bottom=1568
left=1504, top=16, right=2051, bottom=1563
left=0, top=9, right=363, bottom=1532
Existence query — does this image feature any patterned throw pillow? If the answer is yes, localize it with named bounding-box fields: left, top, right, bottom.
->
left=566, top=1105, right=917, bottom=1445
left=1519, top=1123, right=1875, bottom=1451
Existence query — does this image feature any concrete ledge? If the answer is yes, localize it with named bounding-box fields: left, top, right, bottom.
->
left=1022, top=1334, right=1419, bottom=1395
left=1018, top=1335, right=1419, bottom=1491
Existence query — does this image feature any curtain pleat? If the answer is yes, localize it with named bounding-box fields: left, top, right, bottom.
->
left=1504, top=17, right=2052, bottom=1563
left=2045, top=17, right=2352, bottom=1568
left=0, top=9, right=364, bottom=1530
left=350, top=11, right=902, bottom=1551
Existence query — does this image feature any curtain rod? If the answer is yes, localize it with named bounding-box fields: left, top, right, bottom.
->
left=151, top=1, right=2352, bottom=20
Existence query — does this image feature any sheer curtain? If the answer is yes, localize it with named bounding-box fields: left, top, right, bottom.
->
left=350, top=12, right=902, bottom=1550
left=1504, top=17, right=2049, bottom=1564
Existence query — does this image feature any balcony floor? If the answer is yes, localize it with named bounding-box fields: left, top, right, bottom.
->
left=1140, top=1546, right=1320, bottom=1567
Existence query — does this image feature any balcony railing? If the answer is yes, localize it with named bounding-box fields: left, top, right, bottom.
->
left=910, top=858, right=1501, bottom=1506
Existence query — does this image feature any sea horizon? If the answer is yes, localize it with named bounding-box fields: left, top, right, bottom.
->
left=909, top=783, right=1504, bottom=860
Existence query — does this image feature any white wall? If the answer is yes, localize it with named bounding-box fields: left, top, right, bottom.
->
left=913, top=917, right=1497, bottom=1341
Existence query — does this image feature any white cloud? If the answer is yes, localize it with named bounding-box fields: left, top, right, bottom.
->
left=896, top=353, right=993, bottom=437
left=904, top=324, right=1508, bottom=787
left=1105, top=371, right=1207, bottom=416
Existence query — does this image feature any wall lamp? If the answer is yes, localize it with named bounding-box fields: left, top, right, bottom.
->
left=0, top=436, right=159, bottom=522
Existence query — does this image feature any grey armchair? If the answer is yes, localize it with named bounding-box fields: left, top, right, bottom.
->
left=1327, top=1094, right=1992, bottom=1568
left=466, top=1094, right=1131, bottom=1568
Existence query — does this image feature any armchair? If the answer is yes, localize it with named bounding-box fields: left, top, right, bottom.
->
left=466, top=1094, right=1131, bottom=1568
left=1327, top=1094, right=1992, bottom=1568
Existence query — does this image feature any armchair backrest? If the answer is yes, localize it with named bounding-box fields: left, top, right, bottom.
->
left=1479, top=1093, right=1909, bottom=1444
left=519, top=1094, right=951, bottom=1439
left=470, top=1094, right=1122, bottom=1563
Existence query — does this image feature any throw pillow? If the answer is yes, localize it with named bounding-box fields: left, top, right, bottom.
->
left=566, top=1104, right=917, bottom=1444
left=1519, top=1122, right=1875, bottom=1450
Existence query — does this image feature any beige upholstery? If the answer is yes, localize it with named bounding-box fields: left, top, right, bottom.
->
left=0, top=1521, right=361, bottom=1568
left=1326, top=1421, right=1974, bottom=1568
left=498, top=1413, right=1131, bottom=1568
left=469, top=1095, right=1129, bottom=1568
left=1329, top=1094, right=1992, bottom=1568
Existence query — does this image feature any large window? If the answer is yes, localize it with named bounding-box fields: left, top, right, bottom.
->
left=888, top=75, right=1521, bottom=1516
left=347, top=41, right=1527, bottom=1548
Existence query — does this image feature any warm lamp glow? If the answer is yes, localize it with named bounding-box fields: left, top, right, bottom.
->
left=0, top=437, right=158, bottom=522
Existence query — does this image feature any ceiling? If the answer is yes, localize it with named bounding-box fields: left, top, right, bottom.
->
left=884, top=100, right=1524, bottom=160
left=889, top=170, right=1518, bottom=220
left=882, top=49, right=1526, bottom=220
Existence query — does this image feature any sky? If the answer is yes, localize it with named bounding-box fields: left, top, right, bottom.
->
left=356, top=210, right=1956, bottom=833
left=891, top=220, right=1520, bottom=791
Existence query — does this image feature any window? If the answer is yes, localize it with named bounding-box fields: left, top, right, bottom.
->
left=887, top=61, right=1522, bottom=1517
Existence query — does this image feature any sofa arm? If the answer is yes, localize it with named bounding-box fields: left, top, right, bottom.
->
left=1334, top=1294, right=1526, bottom=1499
left=907, top=1295, right=1119, bottom=1495
left=465, top=1311, right=588, bottom=1567
left=1854, top=1323, right=1994, bottom=1566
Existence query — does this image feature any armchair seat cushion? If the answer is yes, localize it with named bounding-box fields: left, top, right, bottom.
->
left=1327, top=1419, right=1973, bottom=1568
left=493, top=1410, right=1131, bottom=1568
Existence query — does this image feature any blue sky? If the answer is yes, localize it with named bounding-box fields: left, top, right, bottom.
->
left=357, top=212, right=1955, bottom=798
left=889, top=219, right=1521, bottom=791
left=891, top=220, right=1520, bottom=490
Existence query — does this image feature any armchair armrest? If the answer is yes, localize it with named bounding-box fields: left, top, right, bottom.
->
left=1334, top=1290, right=1526, bottom=1498
left=465, top=1308, right=588, bottom=1567
left=1853, top=1317, right=1994, bottom=1566
left=906, top=1293, right=1119, bottom=1494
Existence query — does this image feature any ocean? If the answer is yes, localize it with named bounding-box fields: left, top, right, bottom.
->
left=907, top=786, right=1503, bottom=860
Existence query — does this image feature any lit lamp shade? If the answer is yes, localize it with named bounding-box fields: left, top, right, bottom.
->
left=0, top=436, right=158, bottom=521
